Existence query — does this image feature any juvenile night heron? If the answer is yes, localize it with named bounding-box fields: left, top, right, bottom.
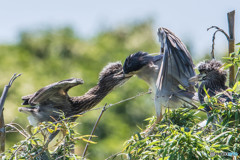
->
left=189, top=59, right=231, bottom=111
left=123, top=28, right=196, bottom=127
left=19, top=62, right=130, bottom=141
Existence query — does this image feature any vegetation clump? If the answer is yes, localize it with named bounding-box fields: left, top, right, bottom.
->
left=124, top=90, right=240, bottom=160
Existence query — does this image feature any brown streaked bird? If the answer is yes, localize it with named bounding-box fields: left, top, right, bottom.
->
left=189, top=59, right=232, bottom=111
left=123, top=27, right=197, bottom=129
left=19, top=62, right=130, bottom=142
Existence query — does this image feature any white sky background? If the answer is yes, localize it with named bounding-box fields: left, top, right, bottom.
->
left=0, top=0, right=239, bottom=59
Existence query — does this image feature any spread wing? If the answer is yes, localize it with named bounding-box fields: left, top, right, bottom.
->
left=22, top=78, right=84, bottom=106
left=156, top=28, right=195, bottom=103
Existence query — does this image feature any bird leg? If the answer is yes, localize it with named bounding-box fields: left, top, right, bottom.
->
left=143, top=113, right=163, bottom=136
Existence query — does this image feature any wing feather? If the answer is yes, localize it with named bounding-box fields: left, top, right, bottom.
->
left=156, top=28, right=195, bottom=105
left=22, top=78, right=84, bottom=105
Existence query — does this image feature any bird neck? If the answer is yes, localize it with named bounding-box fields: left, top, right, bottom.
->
left=69, top=79, right=119, bottom=114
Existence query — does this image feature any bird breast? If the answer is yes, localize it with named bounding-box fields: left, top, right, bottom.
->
left=27, top=115, right=39, bottom=126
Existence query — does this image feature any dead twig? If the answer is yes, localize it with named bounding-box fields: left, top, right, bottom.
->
left=0, top=73, right=21, bottom=116
left=207, top=26, right=229, bottom=59
left=82, top=104, right=107, bottom=159
left=0, top=73, right=21, bottom=153
left=5, top=123, right=29, bottom=138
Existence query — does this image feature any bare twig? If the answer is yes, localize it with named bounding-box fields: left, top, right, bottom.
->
left=79, top=90, right=152, bottom=115
left=82, top=104, right=107, bottom=159
left=0, top=73, right=21, bottom=116
left=0, top=73, right=21, bottom=153
left=207, top=26, right=229, bottom=59
left=5, top=123, right=29, bottom=138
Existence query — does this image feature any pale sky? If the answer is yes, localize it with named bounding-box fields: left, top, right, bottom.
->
left=0, top=0, right=239, bottom=58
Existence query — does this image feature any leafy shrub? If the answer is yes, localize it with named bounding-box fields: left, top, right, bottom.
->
left=1, top=115, right=95, bottom=160
left=123, top=91, right=240, bottom=160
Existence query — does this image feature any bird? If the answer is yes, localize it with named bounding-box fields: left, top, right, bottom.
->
left=189, top=59, right=231, bottom=111
left=19, top=62, right=130, bottom=142
left=123, top=27, right=197, bottom=129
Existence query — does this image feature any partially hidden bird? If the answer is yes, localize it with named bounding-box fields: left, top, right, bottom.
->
left=19, top=62, right=130, bottom=142
left=123, top=27, right=197, bottom=128
left=189, top=59, right=232, bottom=111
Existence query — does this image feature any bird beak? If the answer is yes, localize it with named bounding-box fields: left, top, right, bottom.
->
left=189, top=74, right=205, bottom=83
left=19, top=107, right=39, bottom=113
left=114, top=70, right=133, bottom=79
left=123, top=73, right=134, bottom=78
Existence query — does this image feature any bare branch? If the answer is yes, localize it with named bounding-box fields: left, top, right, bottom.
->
left=0, top=73, right=21, bottom=116
left=0, top=73, right=21, bottom=153
left=82, top=104, right=107, bottom=158
left=207, top=26, right=229, bottom=59
left=5, top=123, right=29, bottom=138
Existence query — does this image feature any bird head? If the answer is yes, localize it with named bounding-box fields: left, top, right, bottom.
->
left=189, top=59, right=227, bottom=83
left=98, top=62, right=131, bottom=85
left=123, top=51, right=154, bottom=77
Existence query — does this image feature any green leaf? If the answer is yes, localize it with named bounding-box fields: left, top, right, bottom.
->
left=209, top=131, right=231, bottom=143
left=226, top=135, right=232, bottom=145
left=198, top=105, right=205, bottom=109
left=223, top=63, right=233, bottom=69
left=222, top=57, right=232, bottom=60
left=206, top=115, right=214, bottom=125
left=47, top=128, right=54, bottom=133
left=81, top=138, right=97, bottom=144
left=136, top=132, right=142, bottom=140
left=147, top=140, right=160, bottom=147
left=232, top=81, right=240, bottom=91
left=235, top=111, right=239, bottom=125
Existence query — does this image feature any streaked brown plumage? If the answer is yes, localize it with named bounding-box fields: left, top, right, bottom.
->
left=19, top=62, right=129, bottom=126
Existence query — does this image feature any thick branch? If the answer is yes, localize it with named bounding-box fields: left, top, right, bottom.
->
left=227, top=10, right=235, bottom=87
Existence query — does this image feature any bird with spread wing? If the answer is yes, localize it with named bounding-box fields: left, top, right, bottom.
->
left=19, top=62, right=130, bottom=142
left=123, top=28, right=197, bottom=130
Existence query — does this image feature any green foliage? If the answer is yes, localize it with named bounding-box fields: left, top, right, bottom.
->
left=124, top=100, right=239, bottom=159
left=122, top=89, right=240, bottom=160
left=222, top=43, right=240, bottom=69
left=2, top=115, right=95, bottom=160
